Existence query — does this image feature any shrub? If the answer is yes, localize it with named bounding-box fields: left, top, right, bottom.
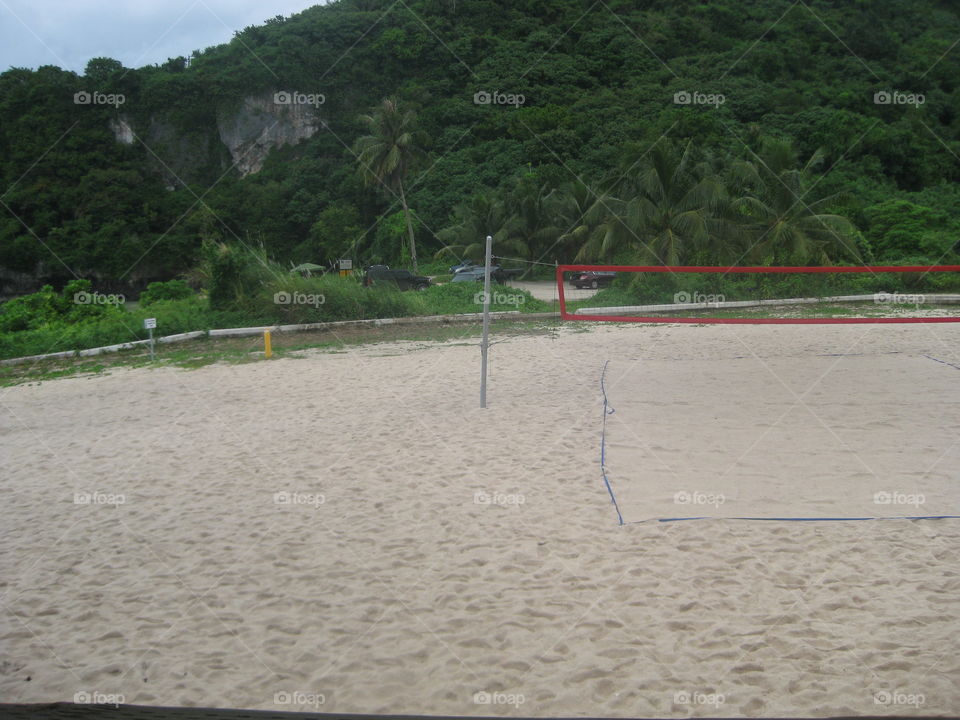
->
left=0, top=285, right=62, bottom=332
left=0, top=279, right=121, bottom=333
left=201, top=242, right=283, bottom=312
left=260, top=274, right=416, bottom=323
left=140, top=279, right=194, bottom=306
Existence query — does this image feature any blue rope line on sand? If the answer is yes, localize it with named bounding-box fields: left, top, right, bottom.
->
left=732, top=352, right=906, bottom=360
left=644, top=515, right=960, bottom=523
left=923, top=354, right=960, bottom=371
left=600, top=360, right=624, bottom=526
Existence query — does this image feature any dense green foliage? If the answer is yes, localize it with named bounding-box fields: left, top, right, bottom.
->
left=0, top=247, right=546, bottom=359
left=0, top=291, right=233, bottom=359
left=0, top=279, right=123, bottom=332
left=2, top=0, right=960, bottom=294
left=138, top=279, right=194, bottom=306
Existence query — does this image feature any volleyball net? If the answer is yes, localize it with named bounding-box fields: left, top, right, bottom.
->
left=556, top=264, right=960, bottom=323
left=558, top=265, right=960, bottom=522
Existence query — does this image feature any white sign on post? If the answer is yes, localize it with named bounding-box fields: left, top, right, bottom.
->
left=339, top=259, right=352, bottom=270
left=144, top=318, right=157, bottom=360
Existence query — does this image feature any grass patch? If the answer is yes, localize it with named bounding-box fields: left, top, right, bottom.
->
left=0, top=317, right=565, bottom=387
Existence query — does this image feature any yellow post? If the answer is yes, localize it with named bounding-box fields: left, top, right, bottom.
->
left=264, top=330, right=272, bottom=359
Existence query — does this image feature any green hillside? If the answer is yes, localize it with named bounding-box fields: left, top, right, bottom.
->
left=1, top=0, right=959, bottom=292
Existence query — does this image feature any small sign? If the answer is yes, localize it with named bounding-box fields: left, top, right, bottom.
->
left=339, top=258, right=352, bottom=270
left=144, top=318, right=157, bottom=329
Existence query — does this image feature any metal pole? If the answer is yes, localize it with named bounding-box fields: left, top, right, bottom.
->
left=480, top=234, right=492, bottom=408
left=148, top=328, right=155, bottom=361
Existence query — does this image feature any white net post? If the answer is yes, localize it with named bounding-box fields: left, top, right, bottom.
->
left=480, top=234, right=492, bottom=408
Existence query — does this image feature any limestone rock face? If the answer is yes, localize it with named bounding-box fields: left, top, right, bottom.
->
left=105, top=91, right=324, bottom=180
left=216, top=92, right=325, bottom=176
left=108, top=117, right=135, bottom=145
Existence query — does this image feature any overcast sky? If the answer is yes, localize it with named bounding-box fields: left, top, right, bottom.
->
left=0, top=0, right=324, bottom=74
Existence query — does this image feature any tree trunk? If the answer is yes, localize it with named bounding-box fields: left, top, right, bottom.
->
left=398, top=179, right=418, bottom=273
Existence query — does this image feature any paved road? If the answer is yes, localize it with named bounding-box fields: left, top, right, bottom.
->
left=506, top=280, right=600, bottom=303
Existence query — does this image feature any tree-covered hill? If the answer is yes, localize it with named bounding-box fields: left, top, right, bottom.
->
left=1, top=0, right=959, bottom=293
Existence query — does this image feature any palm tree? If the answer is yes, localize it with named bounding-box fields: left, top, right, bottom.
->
left=354, top=98, right=426, bottom=271
left=590, top=141, right=725, bottom=266
left=553, top=178, right=628, bottom=263
left=435, top=177, right=565, bottom=276
left=728, top=140, right=862, bottom=264
left=499, top=176, right=566, bottom=271
left=434, top=192, right=509, bottom=262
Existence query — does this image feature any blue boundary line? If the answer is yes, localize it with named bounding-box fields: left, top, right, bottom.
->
left=644, top=515, right=960, bottom=523
left=601, top=358, right=959, bottom=526
left=599, top=360, right=624, bottom=525
left=923, top=354, right=960, bottom=370
left=731, top=352, right=905, bottom=360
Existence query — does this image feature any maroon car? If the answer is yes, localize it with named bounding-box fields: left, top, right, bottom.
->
left=571, top=271, right=616, bottom=289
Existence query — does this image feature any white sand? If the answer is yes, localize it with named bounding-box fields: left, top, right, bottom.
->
left=1, top=322, right=959, bottom=717
left=606, top=353, right=960, bottom=521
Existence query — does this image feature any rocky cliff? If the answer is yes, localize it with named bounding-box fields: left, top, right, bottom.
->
left=108, top=91, right=325, bottom=180
left=217, top=92, right=325, bottom=176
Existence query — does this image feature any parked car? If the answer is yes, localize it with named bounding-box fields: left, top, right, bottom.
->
left=449, top=260, right=480, bottom=274
left=451, top=264, right=524, bottom=283
left=362, top=265, right=431, bottom=291
left=571, top=271, right=616, bottom=289
left=451, top=268, right=483, bottom=283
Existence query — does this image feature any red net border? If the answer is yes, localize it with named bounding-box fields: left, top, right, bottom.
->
left=556, top=264, right=960, bottom=324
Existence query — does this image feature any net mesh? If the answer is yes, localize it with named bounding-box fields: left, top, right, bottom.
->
left=556, top=265, right=960, bottom=324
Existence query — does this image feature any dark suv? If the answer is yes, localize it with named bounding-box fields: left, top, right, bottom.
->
left=362, top=265, right=431, bottom=291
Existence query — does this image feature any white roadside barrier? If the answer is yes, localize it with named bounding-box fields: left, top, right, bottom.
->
left=575, top=293, right=960, bottom=316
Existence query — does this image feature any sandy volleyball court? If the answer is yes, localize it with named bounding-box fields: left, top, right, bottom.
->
left=1, top=323, right=959, bottom=717
left=605, top=351, right=960, bottom=522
